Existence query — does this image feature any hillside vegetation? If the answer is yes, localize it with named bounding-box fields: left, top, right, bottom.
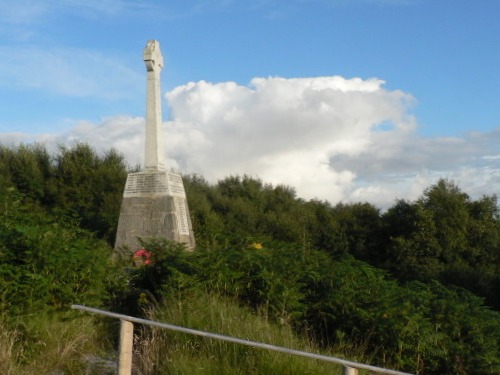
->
left=0, top=143, right=499, bottom=374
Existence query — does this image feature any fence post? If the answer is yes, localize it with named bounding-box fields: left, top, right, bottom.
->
left=343, top=365, right=359, bottom=375
left=118, top=319, right=134, bottom=375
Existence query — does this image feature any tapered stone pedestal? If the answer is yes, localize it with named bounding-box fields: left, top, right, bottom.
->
left=115, top=170, right=195, bottom=251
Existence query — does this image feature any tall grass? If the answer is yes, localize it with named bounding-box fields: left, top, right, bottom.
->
left=132, top=291, right=347, bottom=375
left=1, top=313, right=112, bottom=375
left=2, top=295, right=376, bottom=374
left=0, top=320, right=23, bottom=375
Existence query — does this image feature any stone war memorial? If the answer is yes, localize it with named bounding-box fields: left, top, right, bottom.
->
left=115, top=40, right=195, bottom=252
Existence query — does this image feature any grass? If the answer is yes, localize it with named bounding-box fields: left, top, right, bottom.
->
left=0, top=319, right=22, bottom=375
left=1, top=292, right=376, bottom=374
left=1, top=312, right=112, bottom=375
left=132, top=290, right=353, bottom=375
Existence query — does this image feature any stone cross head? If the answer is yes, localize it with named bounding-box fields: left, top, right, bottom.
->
left=144, top=40, right=164, bottom=72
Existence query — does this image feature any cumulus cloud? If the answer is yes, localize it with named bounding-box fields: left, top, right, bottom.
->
left=3, top=76, right=500, bottom=208
left=161, top=77, right=500, bottom=207
left=163, top=76, right=418, bottom=204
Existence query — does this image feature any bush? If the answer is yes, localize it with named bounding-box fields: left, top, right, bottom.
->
left=0, top=186, right=112, bottom=317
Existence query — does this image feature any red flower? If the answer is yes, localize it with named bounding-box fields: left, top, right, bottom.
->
left=133, top=249, right=152, bottom=265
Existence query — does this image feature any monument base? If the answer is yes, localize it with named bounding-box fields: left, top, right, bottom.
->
left=114, top=170, right=195, bottom=252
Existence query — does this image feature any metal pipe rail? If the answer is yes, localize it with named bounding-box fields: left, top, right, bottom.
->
left=71, top=304, right=414, bottom=375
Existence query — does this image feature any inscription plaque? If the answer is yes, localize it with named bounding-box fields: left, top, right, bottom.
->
left=124, top=172, right=169, bottom=197
left=174, top=197, right=190, bottom=235
left=123, top=171, right=186, bottom=198
left=167, top=173, right=186, bottom=197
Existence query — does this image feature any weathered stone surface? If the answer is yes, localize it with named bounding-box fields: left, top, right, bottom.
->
left=115, top=171, right=195, bottom=251
left=114, top=40, right=195, bottom=252
left=143, top=40, right=165, bottom=172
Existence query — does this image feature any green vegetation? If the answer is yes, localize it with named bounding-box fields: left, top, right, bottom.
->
left=1, top=143, right=499, bottom=374
left=134, top=292, right=346, bottom=375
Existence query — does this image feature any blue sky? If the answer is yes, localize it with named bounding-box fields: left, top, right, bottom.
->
left=1, top=0, right=500, bottom=207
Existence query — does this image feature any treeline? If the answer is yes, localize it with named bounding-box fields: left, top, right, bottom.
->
left=1, top=143, right=499, bottom=374
left=2, top=143, right=498, bottom=308
left=183, top=175, right=500, bottom=309
left=0, top=143, right=127, bottom=242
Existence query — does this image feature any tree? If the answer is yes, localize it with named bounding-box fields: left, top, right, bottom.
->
left=419, top=179, right=470, bottom=263
left=53, top=144, right=127, bottom=241
left=381, top=199, right=442, bottom=280
left=333, top=202, right=381, bottom=261
left=0, top=144, right=52, bottom=202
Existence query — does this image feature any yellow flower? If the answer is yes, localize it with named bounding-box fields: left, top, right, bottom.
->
left=251, top=242, right=263, bottom=249
left=138, top=292, right=148, bottom=306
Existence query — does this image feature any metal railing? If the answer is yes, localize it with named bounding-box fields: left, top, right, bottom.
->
left=72, top=304, right=414, bottom=375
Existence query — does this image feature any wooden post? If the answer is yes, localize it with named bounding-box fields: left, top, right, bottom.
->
left=118, top=319, right=134, bottom=375
left=342, top=366, right=359, bottom=375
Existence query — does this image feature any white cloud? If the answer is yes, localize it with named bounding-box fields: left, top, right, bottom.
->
left=0, top=0, right=161, bottom=24
left=0, top=46, right=143, bottom=99
left=163, top=76, right=420, bottom=206
left=0, top=0, right=235, bottom=29
left=2, top=76, right=499, bottom=208
left=0, top=1, right=48, bottom=25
